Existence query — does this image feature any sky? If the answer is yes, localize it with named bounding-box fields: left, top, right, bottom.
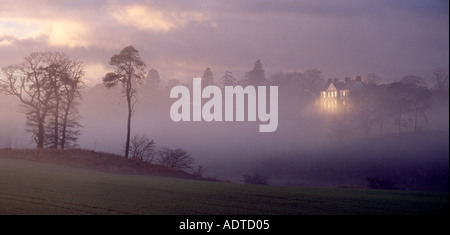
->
left=0, top=0, right=448, bottom=87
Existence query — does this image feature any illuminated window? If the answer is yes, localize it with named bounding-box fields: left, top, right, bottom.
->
left=334, top=91, right=337, bottom=97
left=343, top=91, right=346, bottom=96
left=323, top=92, right=326, bottom=98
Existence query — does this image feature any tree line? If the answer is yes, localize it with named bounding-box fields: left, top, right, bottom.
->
left=340, top=71, right=449, bottom=139
left=1, top=46, right=448, bottom=159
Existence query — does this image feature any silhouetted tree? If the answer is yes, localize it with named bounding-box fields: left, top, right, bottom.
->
left=201, top=67, right=214, bottom=87
left=59, top=61, right=84, bottom=149
left=364, top=72, right=381, bottom=85
left=348, top=84, right=378, bottom=138
left=129, top=134, right=156, bottom=162
left=302, top=69, right=325, bottom=96
left=243, top=59, right=266, bottom=86
left=145, top=68, right=161, bottom=89
left=432, top=67, right=449, bottom=91
left=385, top=82, right=413, bottom=135
left=221, top=71, right=235, bottom=86
left=270, top=69, right=324, bottom=104
left=0, top=53, right=52, bottom=148
left=156, top=147, right=193, bottom=171
left=0, top=52, right=83, bottom=149
left=103, top=45, right=146, bottom=158
left=384, top=77, right=431, bottom=135
left=44, top=52, right=84, bottom=149
left=193, top=165, right=207, bottom=177
left=400, top=75, right=432, bottom=132
left=372, top=84, right=391, bottom=135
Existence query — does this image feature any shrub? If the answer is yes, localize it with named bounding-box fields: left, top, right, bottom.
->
left=129, top=135, right=156, bottom=162
left=366, top=177, right=398, bottom=190
left=156, top=147, right=194, bottom=171
left=243, top=173, right=269, bottom=185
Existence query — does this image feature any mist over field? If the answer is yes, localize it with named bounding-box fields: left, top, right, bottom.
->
left=0, top=0, right=448, bottom=193
left=1, top=77, right=448, bottom=192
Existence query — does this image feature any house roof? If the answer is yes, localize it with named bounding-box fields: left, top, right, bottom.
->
left=321, top=78, right=364, bottom=91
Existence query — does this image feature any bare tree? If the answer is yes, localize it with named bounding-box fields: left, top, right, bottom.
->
left=103, top=45, right=146, bottom=158
left=44, top=52, right=84, bottom=149
left=59, top=60, right=84, bottom=149
left=0, top=52, right=83, bottom=149
left=432, top=67, right=449, bottom=91
left=129, top=134, right=156, bottom=162
left=156, top=147, right=194, bottom=171
left=193, top=165, right=207, bottom=177
left=1, top=52, right=55, bottom=148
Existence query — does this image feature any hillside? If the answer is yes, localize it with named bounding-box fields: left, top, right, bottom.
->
left=0, top=148, right=206, bottom=181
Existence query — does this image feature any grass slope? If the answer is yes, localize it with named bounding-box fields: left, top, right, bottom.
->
left=0, top=148, right=203, bottom=180
left=0, top=157, right=448, bottom=215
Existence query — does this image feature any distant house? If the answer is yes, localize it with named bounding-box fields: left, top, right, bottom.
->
left=319, top=76, right=365, bottom=112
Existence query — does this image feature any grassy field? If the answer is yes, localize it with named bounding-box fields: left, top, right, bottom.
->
left=0, top=157, right=448, bottom=215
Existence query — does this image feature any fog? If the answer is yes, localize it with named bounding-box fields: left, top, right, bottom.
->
left=2, top=74, right=447, bottom=192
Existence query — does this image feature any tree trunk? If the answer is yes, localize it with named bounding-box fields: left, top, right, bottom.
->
left=60, top=105, right=70, bottom=150
left=37, top=118, right=45, bottom=149
left=53, top=98, right=60, bottom=149
left=125, top=104, right=131, bottom=159
left=124, top=79, right=132, bottom=159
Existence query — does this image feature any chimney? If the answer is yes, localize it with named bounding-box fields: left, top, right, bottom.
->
left=356, top=76, right=361, bottom=81
left=327, top=78, right=332, bottom=83
left=345, top=77, right=350, bottom=83
left=333, top=78, right=339, bottom=83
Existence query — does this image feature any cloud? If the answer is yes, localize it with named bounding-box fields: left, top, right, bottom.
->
left=0, top=19, right=43, bottom=40
left=107, top=2, right=208, bottom=32
left=0, top=0, right=447, bottom=87
left=0, top=39, right=14, bottom=47
left=0, top=17, right=91, bottom=49
left=83, top=63, right=110, bottom=87
left=47, top=21, right=90, bottom=48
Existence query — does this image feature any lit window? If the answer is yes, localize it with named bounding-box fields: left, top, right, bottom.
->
left=343, top=91, right=346, bottom=96
left=334, top=91, right=337, bottom=97
left=323, top=92, right=326, bottom=98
